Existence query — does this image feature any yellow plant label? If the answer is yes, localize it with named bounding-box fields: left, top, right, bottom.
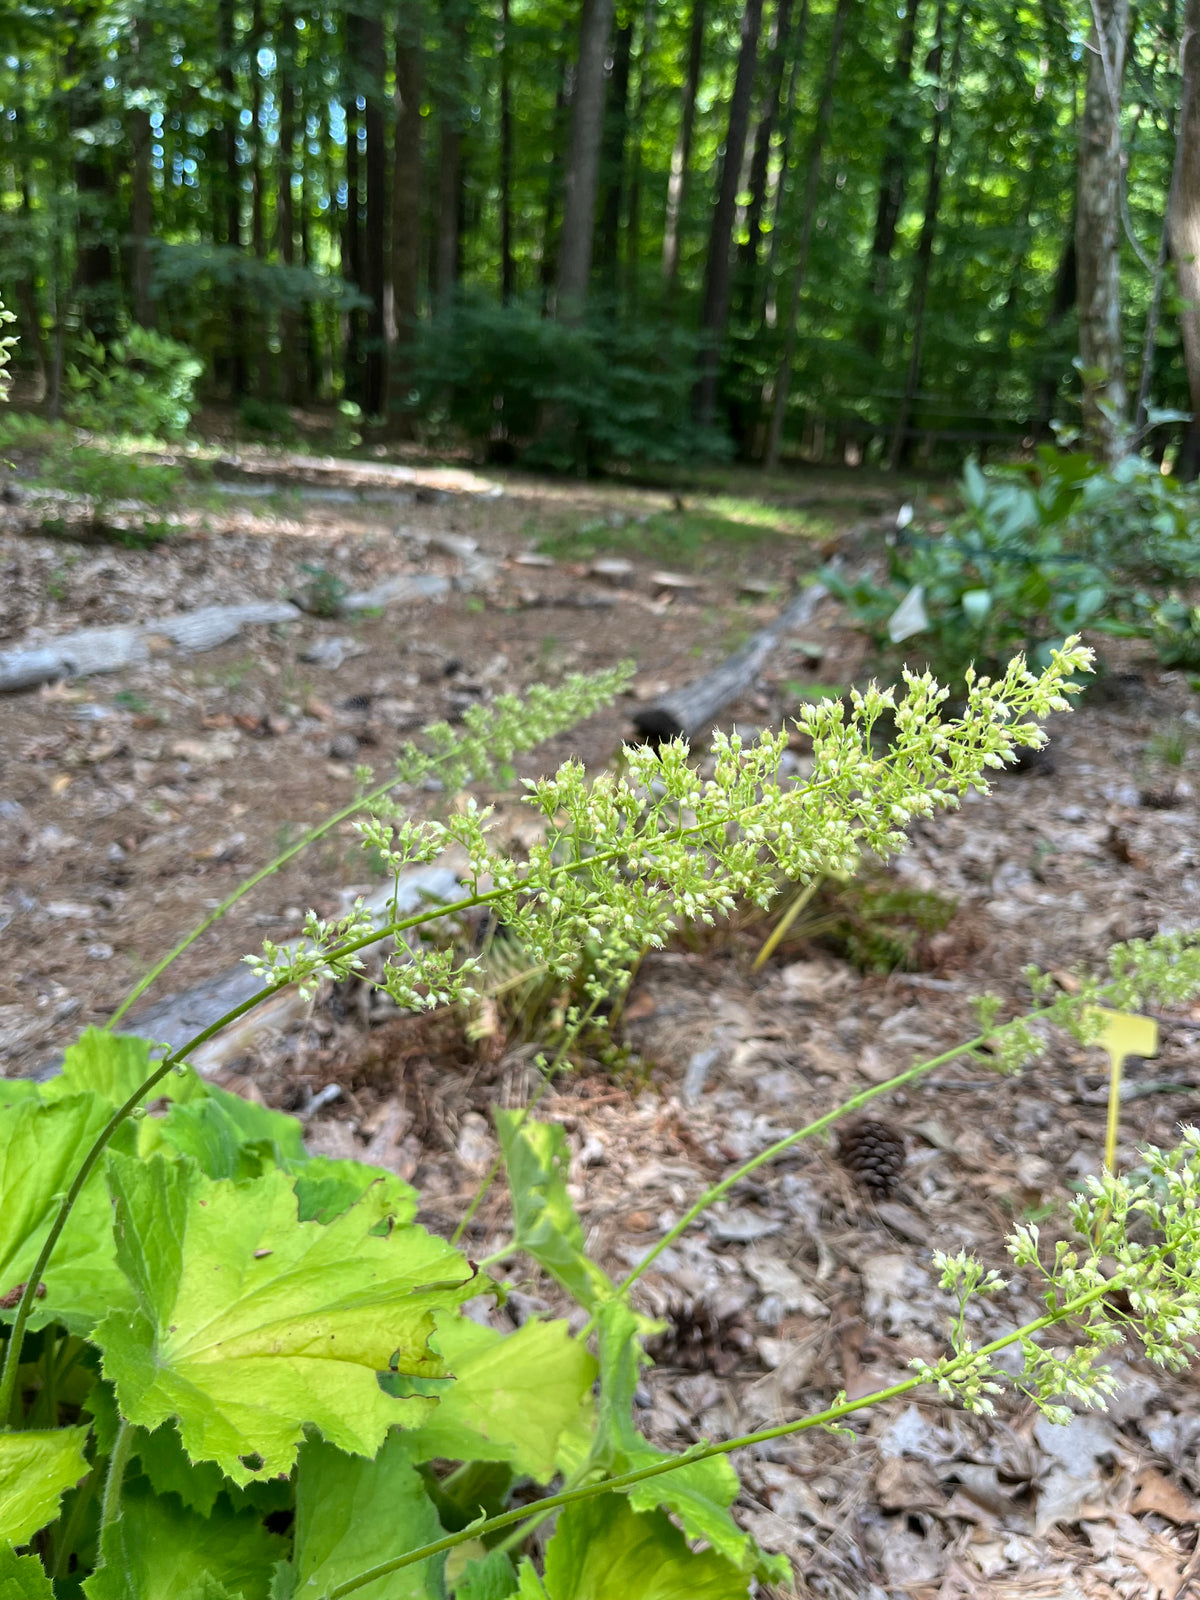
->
left=1084, top=1007, right=1159, bottom=1069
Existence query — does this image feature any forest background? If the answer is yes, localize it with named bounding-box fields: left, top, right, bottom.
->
left=4, top=0, right=1199, bottom=478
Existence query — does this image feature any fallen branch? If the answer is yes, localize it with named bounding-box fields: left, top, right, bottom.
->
left=631, top=578, right=831, bottom=743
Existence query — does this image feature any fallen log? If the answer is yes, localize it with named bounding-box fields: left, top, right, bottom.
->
left=631, top=578, right=831, bottom=744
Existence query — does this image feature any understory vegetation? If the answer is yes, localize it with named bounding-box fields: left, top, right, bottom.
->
left=7, top=615, right=1200, bottom=1597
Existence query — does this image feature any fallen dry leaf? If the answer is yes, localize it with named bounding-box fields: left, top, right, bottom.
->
left=1130, top=1466, right=1200, bottom=1524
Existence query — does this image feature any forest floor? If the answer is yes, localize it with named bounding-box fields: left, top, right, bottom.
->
left=3, top=448, right=1200, bottom=1598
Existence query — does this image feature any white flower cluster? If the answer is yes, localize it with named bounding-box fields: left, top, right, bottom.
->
left=911, top=1122, right=1200, bottom=1424
left=246, top=641, right=1092, bottom=1023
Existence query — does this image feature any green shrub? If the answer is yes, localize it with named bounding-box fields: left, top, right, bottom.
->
left=411, top=295, right=731, bottom=473
left=237, top=395, right=297, bottom=440
left=65, top=325, right=203, bottom=440
left=828, top=449, right=1200, bottom=678
left=34, top=438, right=183, bottom=547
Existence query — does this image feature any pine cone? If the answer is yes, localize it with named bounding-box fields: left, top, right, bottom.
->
left=644, top=1295, right=754, bottom=1377
left=837, top=1117, right=906, bottom=1198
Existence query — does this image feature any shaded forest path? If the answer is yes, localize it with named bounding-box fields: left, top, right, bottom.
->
left=3, top=457, right=1200, bottom=1596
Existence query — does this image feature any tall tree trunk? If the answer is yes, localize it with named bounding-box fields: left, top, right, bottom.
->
left=434, top=0, right=467, bottom=308
left=69, top=2, right=121, bottom=345
left=858, top=0, right=922, bottom=361
left=888, top=0, right=965, bottom=471
left=738, top=0, right=796, bottom=312
left=219, top=0, right=247, bottom=395
left=128, top=16, right=154, bottom=330
left=343, top=12, right=365, bottom=403
left=361, top=13, right=388, bottom=416
left=762, top=0, right=854, bottom=468
left=278, top=11, right=300, bottom=403
left=1076, top=0, right=1131, bottom=460
left=662, top=0, right=706, bottom=295
left=623, top=0, right=655, bottom=308
left=539, top=60, right=569, bottom=303
left=250, top=0, right=265, bottom=263
left=694, top=0, right=765, bottom=427
left=597, top=15, right=633, bottom=293
left=1171, top=0, right=1200, bottom=476
left=556, top=0, right=615, bottom=319
left=499, top=0, right=516, bottom=301
left=761, top=0, right=811, bottom=323
left=388, top=28, right=423, bottom=425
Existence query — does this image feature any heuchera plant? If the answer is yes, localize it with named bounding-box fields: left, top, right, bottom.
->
left=5, top=310, right=1200, bottom=1595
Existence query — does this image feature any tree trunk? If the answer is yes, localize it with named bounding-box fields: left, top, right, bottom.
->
left=539, top=58, right=570, bottom=303
left=694, top=0, right=764, bottom=427
left=219, top=0, right=247, bottom=396
left=128, top=16, right=154, bottom=330
left=662, top=0, right=706, bottom=296
left=1170, top=0, right=1200, bottom=475
left=858, top=0, right=921, bottom=361
left=361, top=13, right=388, bottom=416
left=555, top=0, right=615, bottom=319
left=597, top=16, right=633, bottom=293
left=388, top=29, right=423, bottom=424
left=1076, top=0, right=1131, bottom=461
left=69, top=3, right=121, bottom=345
left=888, top=0, right=965, bottom=471
left=623, top=0, right=656, bottom=308
left=761, top=0, right=811, bottom=322
left=738, top=0, right=796, bottom=311
left=762, top=0, right=854, bottom=468
left=278, top=12, right=300, bottom=403
left=499, top=0, right=516, bottom=301
left=434, top=0, right=467, bottom=308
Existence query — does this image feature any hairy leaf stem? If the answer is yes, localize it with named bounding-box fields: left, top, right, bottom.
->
left=320, top=1267, right=1140, bottom=1600
left=98, top=1420, right=133, bottom=1544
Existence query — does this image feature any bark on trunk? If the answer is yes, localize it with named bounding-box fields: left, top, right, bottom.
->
left=539, top=59, right=570, bottom=303
left=858, top=0, right=921, bottom=361
left=1170, top=0, right=1200, bottom=475
left=361, top=13, right=388, bottom=417
left=556, top=0, right=615, bottom=319
left=69, top=4, right=121, bottom=345
left=499, top=0, right=516, bottom=302
left=219, top=0, right=247, bottom=395
left=762, top=0, right=854, bottom=468
left=738, top=0, right=797, bottom=308
left=1076, top=0, right=1131, bottom=461
left=388, top=30, right=423, bottom=424
left=598, top=17, right=634, bottom=292
left=761, top=0, right=811, bottom=319
left=435, top=116, right=461, bottom=306
left=278, top=16, right=300, bottom=404
left=623, top=0, right=656, bottom=307
left=888, top=0, right=965, bottom=471
left=661, top=0, right=706, bottom=296
left=694, top=0, right=765, bottom=427
left=128, top=19, right=154, bottom=330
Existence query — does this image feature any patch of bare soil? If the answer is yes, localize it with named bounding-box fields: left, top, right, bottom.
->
left=4, top=457, right=1200, bottom=1597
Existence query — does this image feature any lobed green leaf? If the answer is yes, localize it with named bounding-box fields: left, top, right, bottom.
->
left=95, top=1155, right=476, bottom=1483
